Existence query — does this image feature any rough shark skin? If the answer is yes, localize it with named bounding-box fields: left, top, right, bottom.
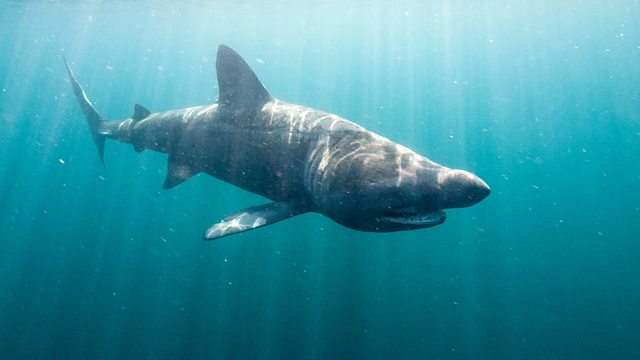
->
left=65, top=45, right=490, bottom=240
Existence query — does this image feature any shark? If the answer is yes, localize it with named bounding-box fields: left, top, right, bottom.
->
left=65, top=45, right=490, bottom=240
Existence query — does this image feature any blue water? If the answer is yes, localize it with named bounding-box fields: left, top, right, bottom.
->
left=1, top=1, right=639, bottom=358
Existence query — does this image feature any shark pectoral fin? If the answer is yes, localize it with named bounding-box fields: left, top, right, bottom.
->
left=163, top=156, right=197, bottom=189
left=203, top=201, right=307, bottom=240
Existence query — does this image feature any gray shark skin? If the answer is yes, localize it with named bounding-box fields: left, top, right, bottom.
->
left=65, top=45, right=490, bottom=240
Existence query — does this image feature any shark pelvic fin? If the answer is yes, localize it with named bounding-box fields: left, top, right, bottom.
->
left=132, top=104, right=151, bottom=121
left=216, top=45, right=272, bottom=116
left=203, top=201, right=308, bottom=240
left=162, top=156, right=198, bottom=189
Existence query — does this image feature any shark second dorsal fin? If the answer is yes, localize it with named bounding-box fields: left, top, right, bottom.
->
left=216, top=45, right=272, bottom=115
left=132, top=104, right=151, bottom=121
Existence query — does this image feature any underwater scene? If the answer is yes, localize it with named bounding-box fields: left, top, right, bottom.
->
left=0, top=1, right=639, bottom=359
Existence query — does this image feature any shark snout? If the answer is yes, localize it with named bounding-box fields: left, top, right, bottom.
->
left=468, top=174, right=491, bottom=204
left=436, top=169, right=490, bottom=208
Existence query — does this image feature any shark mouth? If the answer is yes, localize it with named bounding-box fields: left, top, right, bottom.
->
left=377, top=209, right=446, bottom=227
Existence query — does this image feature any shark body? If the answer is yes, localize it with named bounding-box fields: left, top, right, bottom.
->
left=66, top=45, right=490, bottom=240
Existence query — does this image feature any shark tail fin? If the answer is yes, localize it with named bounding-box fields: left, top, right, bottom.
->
left=63, top=57, right=107, bottom=165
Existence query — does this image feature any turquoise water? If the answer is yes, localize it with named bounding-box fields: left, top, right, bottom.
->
left=1, top=1, right=639, bottom=358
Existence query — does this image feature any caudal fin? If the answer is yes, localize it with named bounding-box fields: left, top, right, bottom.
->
left=63, top=57, right=107, bottom=165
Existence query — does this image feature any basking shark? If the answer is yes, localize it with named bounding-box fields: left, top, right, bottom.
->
left=65, top=45, right=490, bottom=240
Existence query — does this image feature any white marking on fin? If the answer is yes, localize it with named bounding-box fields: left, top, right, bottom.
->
left=203, top=201, right=308, bottom=240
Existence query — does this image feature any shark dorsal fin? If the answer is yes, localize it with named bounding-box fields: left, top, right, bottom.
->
left=132, top=104, right=151, bottom=121
left=216, top=45, right=272, bottom=114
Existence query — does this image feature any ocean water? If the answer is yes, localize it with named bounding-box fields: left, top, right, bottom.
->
left=1, top=1, right=639, bottom=359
